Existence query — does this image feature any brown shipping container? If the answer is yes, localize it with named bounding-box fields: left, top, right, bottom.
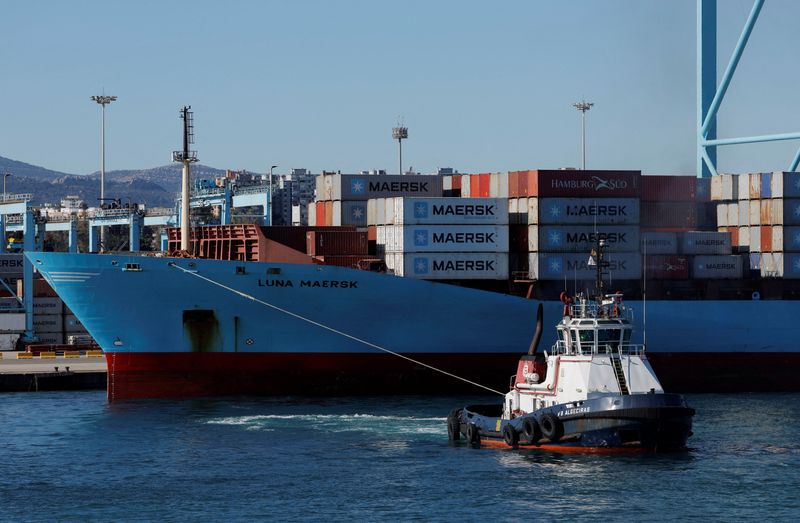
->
left=508, top=171, right=520, bottom=197
left=645, top=255, right=690, bottom=280
left=641, top=175, right=696, bottom=202
left=452, top=175, right=462, bottom=191
left=316, top=202, right=326, bottom=227
left=535, top=170, right=641, bottom=198
left=314, top=255, right=378, bottom=268
left=324, top=201, right=334, bottom=226
left=519, top=170, right=538, bottom=197
left=263, top=226, right=356, bottom=253
left=760, top=226, right=772, bottom=253
left=640, top=202, right=697, bottom=229
left=306, top=231, right=368, bottom=256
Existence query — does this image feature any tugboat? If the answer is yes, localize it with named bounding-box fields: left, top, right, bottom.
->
left=448, top=239, right=695, bottom=452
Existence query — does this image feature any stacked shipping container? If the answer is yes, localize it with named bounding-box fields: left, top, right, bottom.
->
left=712, top=171, right=800, bottom=278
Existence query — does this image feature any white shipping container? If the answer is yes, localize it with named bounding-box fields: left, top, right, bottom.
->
left=532, top=225, right=640, bottom=253
left=727, top=202, right=739, bottom=227
left=315, top=175, right=325, bottom=202
left=750, top=226, right=762, bottom=253
left=35, top=332, right=64, bottom=345
left=0, top=313, right=25, bottom=332
left=641, top=231, right=679, bottom=254
left=489, top=172, right=509, bottom=198
left=367, top=199, right=376, bottom=226
left=376, top=198, right=386, bottom=225
left=376, top=226, right=387, bottom=255
left=33, top=315, right=61, bottom=331
left=749, top=172, right=762, bottom=199
left=710, top=175, right=724, bottom=201
left=308, top=202, right=317, bottom=226
left=716, top=204, right=728, bottom=227
left=770, top=171, right=800, bottom=198
left=692, top=255, right=743, bottom=279
left=443, top=176, right=452, bottom=192
left=722, top=174, right=738, bottom=201
left=391, top=225, right=509, bottom=253
left=528, top=252, right=641, bottom=280
left=524, top=198, right=538, bottom=225
left=681, top=231, right=732, bottom=255
left=385, top=225, right=396, bottom=253
left=537, top=198, right=639, bottom=225
left=508, top=198, right=519, bottom=225
left=772, top=226, right=785, bottom=252
left=394, top=252, right=509, bottom=280
left=460, top=175, right=471, bottom=197
left=737, top=174, right=750, bottom=201
left=737, top=201, right=748, bottom=227
left=739, top=226, right=750, bottom=248
left=749, top=200, right=761, bottom=226
left=393, top=198, right=509, bottom=225
left=33, top=297, right=63, bottom=316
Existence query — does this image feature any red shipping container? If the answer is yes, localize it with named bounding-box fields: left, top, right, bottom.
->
left=640, top=202, right=697, bottom=229
left=508, top=171, right=520, bottom=197
left=478, top=173, right=491, bottom=197
left=263, top=225, right=355, bottom=252
left=306, top=231, right=368, bottom=256
left=518, top=170, right=538, bottom=197
left=535, top=170, right=641, bottom=197
left=760, top=226, right=772, bottom=253
left=367, top=225, right=377, bottom=241
left=451, top=175, right=462, bottom=190
left=316, top=202, right=326, bottom=227
left=645, top=255, right=690, bottom=279
left=641, top=175, right=697, bottom=202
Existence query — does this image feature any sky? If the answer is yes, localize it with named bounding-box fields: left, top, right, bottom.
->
left=1, top=0, right=799, bottom=177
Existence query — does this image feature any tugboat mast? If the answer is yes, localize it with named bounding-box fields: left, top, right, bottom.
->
left=592, top=236, right=608, bottom=301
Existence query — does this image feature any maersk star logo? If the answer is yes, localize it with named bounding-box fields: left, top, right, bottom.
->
left=414, top=230, right=429, bottom=246
left=794, top=177, right=800, bottom=191
left=548, top=257, right=563, bottom=274
left=794, top=257, right=800, bottom=273
left=414, top=202, right=428, bottom=218
left=548, top=205, right=561, bottom=219
left=548, top=230, right=562, bottom=246
left=351, top=178, right=366, bottom=195
left=414, top=257, right=429, bottom=274
left=794, top=204, right=800, bottom=218
left=794, top=232, right=800, bottom=248
left=351, top=206, right=364, bottom=219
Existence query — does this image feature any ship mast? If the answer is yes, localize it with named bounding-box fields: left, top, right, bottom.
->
left=172, top=106, right=198, bottom=251
left=591, top=236, right=608, bottom=302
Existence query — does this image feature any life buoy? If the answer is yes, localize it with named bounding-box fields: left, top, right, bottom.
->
left=447, top=408, right=461, bottom=442
left=539, top=413, right=564, bottom=442
left=466, top=423, right=480, bottom=445
left=522, top=417, right=541, bottom=444
left=560, top=292, right=573, bottom=316
left=502, top=424, right=519, bottom=447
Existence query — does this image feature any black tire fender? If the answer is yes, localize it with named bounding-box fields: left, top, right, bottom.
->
left=447, top=408, right=462, bottom=441
left=466, top=423, right=480, bottom=445
left=522, top=417, right=542, bottom=444
left=540, top=412, right=563, bottom=441
left=502, top=424, right=519, bottom=447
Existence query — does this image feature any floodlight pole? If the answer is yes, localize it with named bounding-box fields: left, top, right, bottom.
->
left=572, top=100, right=594, bottom=170
left=91, top=94, right=117, bottom=251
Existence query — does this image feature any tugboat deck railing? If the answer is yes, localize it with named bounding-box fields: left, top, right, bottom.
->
left=568, top=302, right=633, bottom=321
left=551, top=340, right=646, bottom=357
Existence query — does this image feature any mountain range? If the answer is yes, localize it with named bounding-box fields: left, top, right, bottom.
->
left=0, top=155, right=230, bottom=208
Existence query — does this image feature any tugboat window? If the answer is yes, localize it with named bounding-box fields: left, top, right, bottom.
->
left=598, top=329, right=621, bottom=353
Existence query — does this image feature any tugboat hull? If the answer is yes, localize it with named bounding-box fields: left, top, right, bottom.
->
left=453, top=393, right=694, bottom=453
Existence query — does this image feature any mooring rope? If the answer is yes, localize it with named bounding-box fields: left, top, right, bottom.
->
left=168, top=262, right=505, bottom=396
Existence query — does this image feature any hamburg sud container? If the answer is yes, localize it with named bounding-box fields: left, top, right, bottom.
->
left=392, top=252, right=509, bottom=279
left=516, top=170, right=641, bottom=198
left=527, top=225, right=639, bottom=253
left=391, top=198, right=508, bottom=225
left=681, top=231, right=732, bottom=255
left=537, top=198, right=639, bottom=225
left=645, top=255, right=690, bottom=279
left=389, top=225, right=508, bottom=253
left=327, top=174, right=443, bottom=201
left=528, top=252, right=641, bottom=280
left=692, top=255, right=743, bottom=279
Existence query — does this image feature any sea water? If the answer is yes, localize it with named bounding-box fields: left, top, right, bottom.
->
left=1, top=392, right=798, bottom=521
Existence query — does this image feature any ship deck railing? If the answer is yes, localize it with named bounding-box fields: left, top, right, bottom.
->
left=568, top=302, right=633, bottom=321
left=550, top=340, right=645, bottom=357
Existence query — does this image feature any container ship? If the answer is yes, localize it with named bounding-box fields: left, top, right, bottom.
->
left=29, top=169, right=800, bottom=400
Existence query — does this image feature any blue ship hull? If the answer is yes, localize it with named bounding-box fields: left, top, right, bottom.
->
left=27, top=252, right=800, bottom=398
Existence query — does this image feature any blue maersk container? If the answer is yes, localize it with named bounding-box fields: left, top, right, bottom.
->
left=761, top=172, right=773, bottom=199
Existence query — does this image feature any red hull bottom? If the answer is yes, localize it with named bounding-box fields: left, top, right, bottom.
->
left=105, top=351, right=800, bottom=400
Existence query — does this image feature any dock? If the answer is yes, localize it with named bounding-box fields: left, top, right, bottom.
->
left=0, top=352, right=107, bottom=392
